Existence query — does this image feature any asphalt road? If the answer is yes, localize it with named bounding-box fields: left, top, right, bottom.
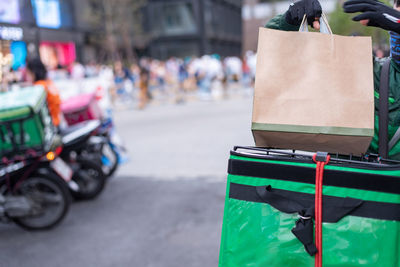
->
left=0, top=94, right=254, bottom=267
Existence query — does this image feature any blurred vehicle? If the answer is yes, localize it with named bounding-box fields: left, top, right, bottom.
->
left=59, top=120, right=107, bottom=200
left=94, top=115, right=125, bottom=177
left=0, top=87, right=71, bottom=229
left=61, top=93, right=102, bottom=126
left=0, top=141, right=71, bottom=230
left=61, top=93, right=125, bottom=178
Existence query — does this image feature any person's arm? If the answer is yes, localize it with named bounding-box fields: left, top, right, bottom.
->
left=265, top=14, right=301, bottom=31
left=343, top=0, right=400, bottom=102
left=343, top=0, right=400, bottom=34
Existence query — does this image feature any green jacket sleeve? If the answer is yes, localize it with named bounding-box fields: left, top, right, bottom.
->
left=264, top=13, right=300, bottom=31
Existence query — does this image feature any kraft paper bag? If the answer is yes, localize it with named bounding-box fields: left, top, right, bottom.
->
left=252, top=15, right=374, bottom=155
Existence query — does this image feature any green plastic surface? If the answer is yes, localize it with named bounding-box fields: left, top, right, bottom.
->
left=0, top=86, right=54, bottom=153
left=219, top=155, right=400, bottom=267
left=0, top=113, right=44, bottom=151
left=0, top=86, right=45, bottom=120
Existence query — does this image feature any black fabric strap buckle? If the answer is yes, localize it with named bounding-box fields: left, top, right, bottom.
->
left=298, top=214, right=312, bottom=220
left=292, top=209, right=318, bottom=256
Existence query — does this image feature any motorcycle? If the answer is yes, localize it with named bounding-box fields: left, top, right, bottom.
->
left=61, top=93, right=126, bottom=178
left=59, top=120, right=107, bottom=200
left=0, top=143, right=71, bottom=230
left=0, top=86, right=72, bottom=230
left=94, top=117, right=125, bottom=177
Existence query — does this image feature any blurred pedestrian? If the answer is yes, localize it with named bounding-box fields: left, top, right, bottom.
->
left=85, top=61, right=98, bottom=77
left=130, top=63, right=141, bottom=86
left=113, top=61, right=133, bottom=103
left=156, top=61, right=167, bottom=95
left=241, top=56, right=251, bottom=89
left=138, top=67, right=150, bottom=109
left=246, top=50, right=257, bottom=89
left=26, top=58, right=62, bottom=128
left=71, top=61, right=85, bottom=80
left=176, top=59, right=189, bottom=103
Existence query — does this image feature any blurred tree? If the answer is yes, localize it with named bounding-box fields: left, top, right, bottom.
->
left=90, top=0, right=147, bottom=63
left=328, top=0, right=391, bottom=47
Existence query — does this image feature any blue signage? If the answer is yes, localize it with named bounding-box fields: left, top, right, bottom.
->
left=31, top=0, right=61, bottom=29
left=11, top=41, right=27, bottom=70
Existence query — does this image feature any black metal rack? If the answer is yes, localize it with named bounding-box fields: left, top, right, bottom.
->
left=231, top=146, right=400, bottom=169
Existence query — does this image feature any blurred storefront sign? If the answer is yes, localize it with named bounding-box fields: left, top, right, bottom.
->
left=0, top=0, right=86, bottom=70
left=30, top=0, right=82, bottom=68
left=0, top=0, right=20, bottom=24
left=11, top=41, right=27, bottom=69
left=39, top=42, right=75, bottom=68
left=0, top=26, right=23, bottom=41
left=0, top=39, right=27, bottom=71
left=31, top=0, right=61, bottom=29
left=0, top=25, right=25, bottom=70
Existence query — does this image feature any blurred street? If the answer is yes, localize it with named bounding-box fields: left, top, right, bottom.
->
left=0, top=94, right=253, bottom=267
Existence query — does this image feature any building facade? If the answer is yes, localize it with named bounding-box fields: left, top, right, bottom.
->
left=143, top=0, right=243, bottom=59
left=0, top=0, right=243, bottom=68
left=0, top=0, right=102, bottom=69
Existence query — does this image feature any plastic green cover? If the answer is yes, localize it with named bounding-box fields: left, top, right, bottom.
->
left=0, top=86, right=45, bottom=121
left=219, top=152, right=400, bottom=267
left=0, top=86, right=53, bottom=153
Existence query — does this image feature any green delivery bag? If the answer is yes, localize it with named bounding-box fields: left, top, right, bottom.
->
left=0, top=86, right=55, bottom=155
left=219, top=146, right=400, bottom=267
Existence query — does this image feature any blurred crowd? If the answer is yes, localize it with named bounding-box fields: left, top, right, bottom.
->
left=110, top=51, right=257, bottom=109
left=0, top=51, right=257, bottom=110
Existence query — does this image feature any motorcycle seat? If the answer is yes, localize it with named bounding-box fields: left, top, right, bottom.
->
left=61, top=120, right=101, bottom=145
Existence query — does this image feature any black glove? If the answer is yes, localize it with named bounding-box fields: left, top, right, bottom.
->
left=285, top=0, right=322, bottom=26
left=343, top=0, right=400, bottom=34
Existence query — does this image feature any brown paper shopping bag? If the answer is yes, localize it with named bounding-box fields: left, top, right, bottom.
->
left=252, top=14, right=374, bottom=155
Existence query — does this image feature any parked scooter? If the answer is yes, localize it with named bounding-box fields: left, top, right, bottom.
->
left=0, top=145, right=71, bottom=230
left=0, top=86, right=71, bottom=230
left=61, top=93, right=126, bottom=178
left=59, top=120, right=107, bottom=200
left=94, top=116, right=125, bottom=177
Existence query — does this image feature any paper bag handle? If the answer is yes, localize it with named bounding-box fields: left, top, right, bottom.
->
left=299, top=13, right=332, bottom=35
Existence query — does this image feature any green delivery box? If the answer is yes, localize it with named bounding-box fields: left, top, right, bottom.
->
left=0, top=86, right=55, bottom=155
left=219, top=146, right=400, bottom=267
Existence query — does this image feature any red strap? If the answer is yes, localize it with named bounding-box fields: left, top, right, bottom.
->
left=313, top=154, right=330, bottom=267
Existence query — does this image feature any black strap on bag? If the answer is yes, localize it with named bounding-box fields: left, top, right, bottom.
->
left=255, top=185, right=362, bottom=256
left=379, top=59, right=391, bottom=159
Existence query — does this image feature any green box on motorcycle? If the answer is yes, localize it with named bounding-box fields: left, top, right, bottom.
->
left=0, top=86, right=55, bottom=155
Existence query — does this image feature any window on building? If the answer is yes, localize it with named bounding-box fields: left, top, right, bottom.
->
left=59, top=0, right=74, bottom=28
left=151, top=2, right=197, bottom=36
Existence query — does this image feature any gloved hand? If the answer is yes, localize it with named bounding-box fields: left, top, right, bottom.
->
left=343, top=0, right=400, bottom=34
left=285, top=0, right=322, bottom=27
